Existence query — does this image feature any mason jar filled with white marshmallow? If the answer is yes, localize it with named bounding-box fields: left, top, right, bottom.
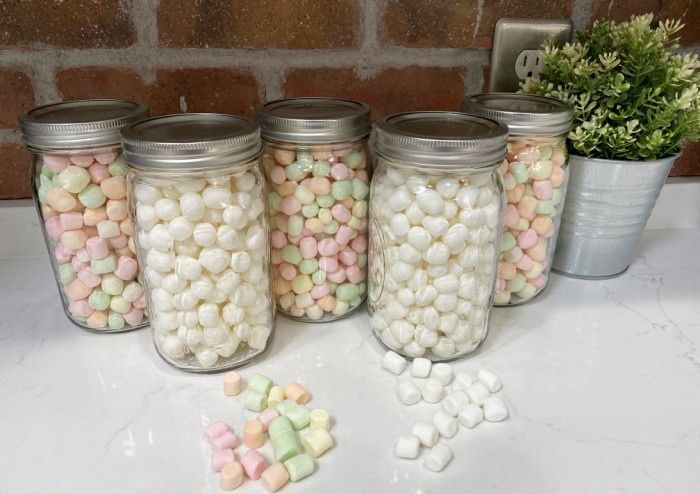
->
left=122, top=114, right=274, bottom=372
left=462, top=94, right=573, bottom=305
left=368, top=112, right=508, bottom=361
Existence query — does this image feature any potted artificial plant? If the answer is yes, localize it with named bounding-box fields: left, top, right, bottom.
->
left=522, top=14, right=700, bottom=278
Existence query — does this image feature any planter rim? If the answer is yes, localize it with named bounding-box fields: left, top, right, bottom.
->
left=569, top=153, right=681, bottom=166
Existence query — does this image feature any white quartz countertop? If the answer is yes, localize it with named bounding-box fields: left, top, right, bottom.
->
left=1, top=182, right=699, bottom=493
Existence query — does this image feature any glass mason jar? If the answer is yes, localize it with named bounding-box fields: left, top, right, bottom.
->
left=368, top=112, right=508, bottom=361
left=18, top=99, right=150, bottom=332
left=256, top=98, right=372, bottom=322
left=462, top=94, right=573, bottom=305
left=121, top=114, right=274, bottom=372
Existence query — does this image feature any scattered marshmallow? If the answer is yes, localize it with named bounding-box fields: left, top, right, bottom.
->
left=382, top=350, right=407, bottom=375
left=464, top=382, right=490, bottom=406
left=411, top=421, right=439, bottom=448
left=442, top=391, right=469, bottom=417
left=483, top=396, right=509, bottom=422
left=478, top=370, right=502, bottom=393
left=458, top=404, right=484, bottom=428
left=411, top=357, right=432, bottom=378
left=432, top=410, right=458, bottom=438
left=421, top=379, right=444, bottom=404
left=397, top=380, right=422, bottom=405
left=423, top=444, right=453, bottom=472
left=429, top=363, right=453, bottom=386
left=394, top=433, right=421, bottom=459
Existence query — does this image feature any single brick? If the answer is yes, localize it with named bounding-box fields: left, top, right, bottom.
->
left=56, top=67, right=261, bottom=117
left=590, top=0, right=699, bottom=46
left=0, top=145, right=33, bottom=199
left=0, top=1, right=135, bottom=49
left=0, top=69, right=35, bottom=128
left=158, top=0, right=360, bottom=49
left=380, top=0, right=572, bottom=49
left=670, top=141, right=700, bottom=176
left=283, top=66, right=464, bottom=120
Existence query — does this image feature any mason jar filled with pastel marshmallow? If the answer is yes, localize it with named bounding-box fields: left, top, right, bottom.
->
left=256, top=98, right=372, bottom=322
left=122, top=113, right=274, bottom=372
left=19, top=99, right=150, bottom=332
left=462, top=94, right=573, bottom=305
left=368, top=112, right=508, bottom=361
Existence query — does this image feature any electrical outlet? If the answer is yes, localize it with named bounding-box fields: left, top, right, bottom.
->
left=489, top=18, right=573, bottom=93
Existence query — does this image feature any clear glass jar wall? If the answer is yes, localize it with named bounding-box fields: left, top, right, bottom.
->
left=462, top=94, right=573, bottom=305
left=19, top=100, right=150, bottom=332
left=122, top=114, right=273, bottom=372
left=368, top=112, right=508, bottom=361
left=257, top=98, right=372, bottom=322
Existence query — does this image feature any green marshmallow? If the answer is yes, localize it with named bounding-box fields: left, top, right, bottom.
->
left=350, top=178, right=369, bottom=200
left=323, top=220, right=339, bottom=235
left=336, top=283, right=360, bottom=302
left=268, top=191, right=282, bottom=212
left=88, top=290, right=111, bottom=311
left=248, top=373, right=273, bottom=395
left=291, top=274, right=313, bottom=294
left=299, top=258, right=318, bottom=275
left=318, top=208, right=332, bottom=224
left=342, top=152, right=363, bottom=169
left=108, top=311, right=125, bottom=330
left=273, top=431, right=303, bottom=463
left=58, top=263, right=76, bottom=285
left=330, top=180, right=352, bottom=200
left=312, top=161, right=331, bottom=177
left=551, top=188, right=562, bottom=205
left=56, top=166, right=90, bottom=194
left=523, top=184, right=535, bottom=197
left=297, top=153, right=313, bottom=170
left=269, top=416, right=295, bottom=440
left=287, top=214, right=304, bottom=237
left=357, top=253, right=367, bottom=269
left=78, top=184, right=107, bottom=208
left=41, top=163, right=54, bottom=178
left=506, top=274, right=527, bottom=293
left=539, top=145, right=553, bottom=160
left=511, top=162, right=529, bottom=184
left=243, top=389, right=268, bottom=412
left=301, top=203, right=319, bottom=218
left=107, top=156, right=128, bottom=177
left=295, top=185, right=316, bottom=205
left=91, top=254, right=116, bottom=275
left=358, top=282, right=367, bottom=295
left=352, top=200, right=368, bottom=218
left=39, top=173, right=53, bottom=189
left=347, top=216, right=363, bottom=230
left=349, top=296, right=363, bottom=307
left=38, top=185, right=49, bottom=204
left=276, top=398, right=298, bottom=416
left=109, top=295, right=131, bottom=314
left=328, top=282, right=338, bottom=293
left=500, top=232, right=516, bottom=253
left=311, top=270, right=326, bottom=285
left=528, top=160, right=553, bottom=180
left=284, top=453, right=315, bottom=482
left=535, top=199, right=554, bottom=215
left=316, top=195, right=334, bottom=208
left=286, top=163, right=308, bottom=182
left=286, top=404, right=311, bottom=430
left=281, top=245, right=303, bottom=265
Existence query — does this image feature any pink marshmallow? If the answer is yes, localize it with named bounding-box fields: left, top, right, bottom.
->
left=204, top=421, right=230, bottom=443
left=299, top=237, right=318, bottom=259
left=345, top=265, right=364, bottom=284
left=279, top=263, right=297, bottom=281
left=300, top=178, right=312, bottom=188
left=85, top=237, right=109, bottom=260
left=271, top=230, right=287, bottom=249
left=77, top=267, right=102, bottom=288
left=94, top=152, right=116, bottom=165
left=286, top=234, right=302, bottom=246
left=68, top=299, right=94, bottom=318
left=318, top=256, right=338, bottom=273
left=45, top=216, right=64, bottom=240
left=88, top=163, right=111, bottom=184
left=317, top=238, right=340, bottom=257
left=338, top=247, right=357, bottom=267
left=71, top=256, right=89, bottom=271
left=350, top=235, right=367, bottom=254
left=335, top=225, right=354, bottom=246
left=503, top=205, right=520, bottom=227
left=310, top=283, right=330, bottom=299
left=240, top=449, right=267, bottom=480
left=43, top=155, right=70, bottom=174
left=495, top=277, right=506, bottom=292
left=517, top=229, right=538, bottom=250
left=114, top=256, right=138, bottom=280
left=530, top=273, right=546, bottom=288
left=514, top=254, right=534, bottom=271
left=69, top=155, right=94, bottom=167
left=331, top=204, right=351, bottom=223
left=122, top=307, right=144, bottom=326
left=132, top=294, right=147, bottom=309
left=543, top=225, right=555, bottom=238
left=212, top=449, right=236, bottom=473
left=108, top=233, right=128, bottom=249
left=279, top=196, right=302, bottom=216
left=326, top=266, right=347, bottom=284
left=275, top=215, right=289, bottom=233
left=533, top=179, right=553, bottom=200
left=211, top=431, right=239, bottom=451
left=256, top=409, right=279, bottom=432
left=333, top=147, right=353, bottom=158
left=271, top=249, right=283, bottom=265
left=54, top=244, right=73, bottom=263
left=330, top=163, right=349, bottom=180
left=59, top=212, right=84, bottom=231
left=269, top=166, right=286, bottom=185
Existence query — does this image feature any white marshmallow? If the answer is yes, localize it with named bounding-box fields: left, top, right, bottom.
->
left=235, top=173, right=256, bottom=192
left=198, top=247, right=230, bottom=273
left=198, top=303, right=220, bottom=327
left=422, top=307, right=440, bottom=330
left=478, top=369, right=502, bottom=392
left=403, top=340, right=425, bottom=358
left=175, top=178, right=206, bottom=193
left=216, top=270, right=241, bottom=295
left=432, top=337, right=456, bottom=358
left=190, top=276, right=215, bottom=300
left=398, top=243, right=421, bottom=264
left=146, top=249, right=175, bottom=272
left=202, top=187, right=232, bottom=209
left=404, top=202, right=425, bottom=225
left=122, top=282, right=143, bottom=302
left=442, top=391, right=468, bottom=416
left=451, top=372, right=474, bottom=392
left=230, top=251, right=251, bottom=273
left=415, top=188, right=443, bottom=215
left=411, top=357, right=432, bottom=378
left=436, top=178, right=459, bottom=199
left=168, top=216, right=194, bottom=241
left=136, top=205, right=158, bottom=231
left=483, top=396, right=508, bottom=422
left=179, top=192, right=205, bottom=221
left=134, top=183, right=163, bottom=205
left=390, top=214, right=410, bottom=236
left=464, top=382, right=490, bottom=406
left=148, top=224, right=174, bottom=252
left=414, top=286, right=438, bottom=306
left=154, top=198, right=181, bottom=221
left=388, top=187, right=412, bottom=212
left=429, top=363, right=453, bottom=386
left=433, top=274, right=459, bottom=294
left=382, top=350, right=407, bottom=375
left=424, top=242, right=450, bottom=265
left=407, top=226, right=431, bottom=251
left=161, top=273, right=187, bottom=294
left=233, top=283, right=257, bottom=307
left=222, top=303, right=245, bottom=325
left=174, top=255, right=202, bottom=280
left=151, top=288, right=174, bottom=312
left=192, top=223, right=217, bottom=247
left=411, top=421, right=438, bottom=448
left=178, top=309, right=199, bottom=328
left=423, top=444, right=452, bottom=472
left=174, top=239, right=201, bottom=257
left=247, top=324, right=271, bottom=350
left=396, top=380, right=421, bottom=405
left=432, top=410, right=458, bottom=438
left=162, top=334, right=185, bottom=359
left=389, top=320, right=414, bottom=344
left=458, top=403, right=484, bottom=428
left=172, top=289, right=198, bottom=311
left=216, top=225, right=242, bottom=250
left=421, top=378, right=443, bottom=404
left=394, top=433, right=421, bottom=459
left=223, top=205, right=247, bottom=229
left=414, top=326, right=438, bottom=348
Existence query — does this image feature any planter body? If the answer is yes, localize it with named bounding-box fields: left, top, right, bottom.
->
left=552, top=154, right=676, bottom=278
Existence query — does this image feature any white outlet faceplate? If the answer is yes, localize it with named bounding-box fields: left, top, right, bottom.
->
left=489, top=18, right=573, bottom=93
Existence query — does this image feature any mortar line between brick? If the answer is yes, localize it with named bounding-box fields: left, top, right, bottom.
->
left=571, top=0, right=596, bottom=34
left=362, top=0, right=381, bottom=50
left=0, top=129, right=22, bottom=145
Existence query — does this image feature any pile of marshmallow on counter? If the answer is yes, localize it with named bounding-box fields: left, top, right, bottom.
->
left=382, top=351, right=508, bottom=472
left=203, top=371, right=334, bottom=491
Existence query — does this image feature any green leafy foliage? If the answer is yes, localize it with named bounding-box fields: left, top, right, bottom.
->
left=521, top=14, right=700, bottom=161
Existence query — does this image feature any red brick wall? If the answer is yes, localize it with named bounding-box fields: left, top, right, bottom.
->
left=1, top=0, right=698, bottom=198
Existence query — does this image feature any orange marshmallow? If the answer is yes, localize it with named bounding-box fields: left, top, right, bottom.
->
left=106, top=199, right=128, bottom=221
left=84, top=207, right=108, bottom=226
left=285, top=382, right=310, bottom=404
left=497, top=262, right=517, bottom=281
left=317, top=295, right=336, bottom=312
left=65, top=278, right=92, bottom=300
left=526, top=239, right=547, bottom=262
left=505, top=183, right=524, bottom=204
left=60, top=230, right=88, bottom=250
left=531, top=215, right=553, bottom=236
left=224, top=371, right=242, bottom=396
left=277, top=181, right=296, bottom=197
left=244, top=420, right=265, bottom=448
left=516, top=196, right=538, bottom=218
left=86, top=310, right=108, bottom=328
left=47, top=187, right=77, bottom=212
left=220, top=461, right=244, bottom=491
left=261, top=463, right=289, bottom=492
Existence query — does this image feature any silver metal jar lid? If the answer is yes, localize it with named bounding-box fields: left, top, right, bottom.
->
left=18, top=99, right=148, bottom=149
left=121, top=113, right=262, bottom=171
left=375, top=112, right=508, bottom=167
left=255, top=97, right=371, bottom=143
left=461, top=93, right=573, bottom=135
